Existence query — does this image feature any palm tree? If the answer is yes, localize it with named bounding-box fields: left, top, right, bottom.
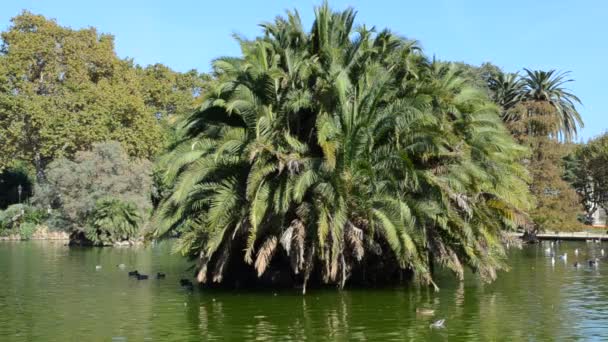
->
left=520, top=69, right=583, bottom=140
left=152, top=3, right=531, bottom=291
left=86, top=198, right=141, bottom=246
left=488, top=72, right=524, bottom=113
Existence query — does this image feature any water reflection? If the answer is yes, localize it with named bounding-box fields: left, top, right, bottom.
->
left=1, top=241, right=608, bottom=340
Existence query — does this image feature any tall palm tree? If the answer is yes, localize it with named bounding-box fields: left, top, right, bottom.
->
left=520, top=69, right=583, bottom=140
left=488, top=72, right=524, bottom=113
left=152, top=4, right=531, bottom=291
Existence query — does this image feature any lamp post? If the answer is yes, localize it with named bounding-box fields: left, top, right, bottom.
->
left=17, top=184, right=22, bottom=204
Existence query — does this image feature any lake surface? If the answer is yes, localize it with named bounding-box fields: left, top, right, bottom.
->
left=0, top=240, right=607, bottom=341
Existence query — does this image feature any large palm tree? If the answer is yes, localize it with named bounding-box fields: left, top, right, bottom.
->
left=522, top=69, right=583, bottom=140
left=152, top=4, right=531, bottom=291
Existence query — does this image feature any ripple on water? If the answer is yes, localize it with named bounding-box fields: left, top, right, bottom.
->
left=1, top=240, right=608, bottom=340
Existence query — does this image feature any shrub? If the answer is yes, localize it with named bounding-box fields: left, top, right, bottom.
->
left=18, top=222, right=37, bottom=240
left=85, top=198, right=142, bottom=246
left=0, top=204, right=47, bottom=239
left=33, top=142, right=152, bottom=239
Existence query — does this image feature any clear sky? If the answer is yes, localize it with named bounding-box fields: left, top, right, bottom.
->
left=2, top=0, right=606, bottom=140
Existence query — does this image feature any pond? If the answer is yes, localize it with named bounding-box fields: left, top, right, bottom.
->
left=0, top=240, right=607, bottom=341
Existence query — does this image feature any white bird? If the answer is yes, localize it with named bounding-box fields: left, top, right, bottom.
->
left=430, top=319, right=445, bottom=329
left=95, top=265, right=102, bottom=270
left=602, top=249, right=605, bottom=256
left=545, top=247, right=552, bottom=254
left=551, top=256, right=556, bottom=266
left=550, top=241, right=555, bottom=247
left=560, top=253, right=568, bottom=261
left=575, top=248, right=579, bottom=256
left=117, top=264, right=126, bottom=269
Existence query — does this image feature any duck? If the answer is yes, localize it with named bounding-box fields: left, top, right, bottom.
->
left=589, top=258, right=600, bottom=267
left=559, top=253, right=568, bottom=261
left=136, top=274, right=149, bottom=280
left=180, top=279, right=193, bottom=287
left=430, top=319, right=445, bottom=329
left=544, top=247, right=552, bottom=254
left=156, top=272, right=166, bottom=279
left=416, top=308, right=435, bottom=316
left=95, top=265, right=102, bottom=270
left=574, top=262, right=580, bottom=268
left=128, top=270, right=139, bottom=277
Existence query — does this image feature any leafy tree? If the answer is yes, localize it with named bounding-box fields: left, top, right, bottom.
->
left=0, top=12, right=167, bottom=180
left=152, top=4, right=531, bottom=290
left=567, top=134, right=608, bottom=223
left=33, top=141, right=152, bottom=242
left=85, top=198, right=142, bottom=246
left=137, top=64, right=207, bottom=120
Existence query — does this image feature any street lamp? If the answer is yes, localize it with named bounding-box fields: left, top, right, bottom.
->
left=17, top=184, right=22, bottom=204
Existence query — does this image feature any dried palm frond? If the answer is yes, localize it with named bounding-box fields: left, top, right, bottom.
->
left=254, top=236, right=278, bottom=277
left=212, top=244, right=231, bottom=283
left=345, top=221, right=364, bottom=261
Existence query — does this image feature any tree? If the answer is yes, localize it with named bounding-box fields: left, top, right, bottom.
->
left=33, top=141, right=152, bottom=243
left=0, top=12, right=167, bottom=181
left=85, top=198, right=142, bottom=246
left=567, top=134, right=608, bottom=223
left=519, top=69, right=583, bottom=140
left=489, top=69, right=585, bottom=231
left=152, top=4, right=531, bottom=290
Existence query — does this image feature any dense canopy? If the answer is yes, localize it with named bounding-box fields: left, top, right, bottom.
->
left=153, top=5, right=532, bottom=291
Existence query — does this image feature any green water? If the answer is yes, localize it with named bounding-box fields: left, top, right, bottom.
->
left=0, top=241, right=607, bottom=341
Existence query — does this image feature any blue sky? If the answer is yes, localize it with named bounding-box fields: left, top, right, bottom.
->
left=2, top=0, right=606, bottom=140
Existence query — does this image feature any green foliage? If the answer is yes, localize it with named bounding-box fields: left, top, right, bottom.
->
left=0, top=12, right=205, bottom=180
left=490, top=69, right=583, bottom=141
left=18, top=222, right=36, bottom=240
left=33, top=142, right=152, bottom=237
left=567, top=133, right=608, bottom=224
left=153, top=4, right=532, bottom=289
left=85, top=198, right=142, bottom=246
left=0, top=204, right=47, bottom=238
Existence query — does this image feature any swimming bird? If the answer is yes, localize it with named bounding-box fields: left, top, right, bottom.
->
left=430, top=319, right=445, bottom=329
left=574, top=262, right=580, bottom=268
left=156, top=272, right=166, bottom=279
left=589, top=258, right=600, bottom=267
left=180, top=279, right=193, bottom=287
left=128, top=270, right=139, bottom=277
left=95, top=265, right=102, bottom=270
left=575, top=248, right=579, bottom=256
left=416, top=308, right=435, bottom=316
left=551, top=256, right=556, bottom=266
left=602, top=249, right=605, bottom=256
left=544, top=247, right=552, bottom=254
left=136, top=274, right=149, bottom=280
left=117, top=264, right=126, bottom=269
left=559, top=253, right=567, bottom=262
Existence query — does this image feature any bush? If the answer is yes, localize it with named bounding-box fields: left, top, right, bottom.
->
left=33, top=142, right=152, bottom=239
left=18, top=222, right=37, bottom=240
left=84, top=198, right=142, bottom=246
left=0, top=204, right=47, bottom=239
